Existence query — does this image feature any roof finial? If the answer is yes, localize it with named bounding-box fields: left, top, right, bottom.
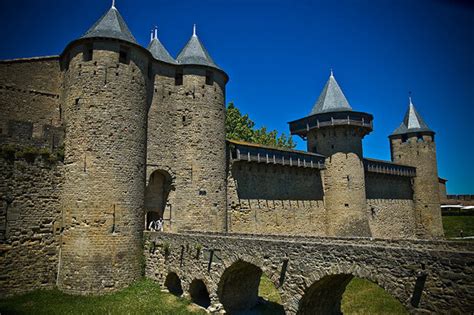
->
left=193, top=24, right=197, bottom=36
left=408, top=91, right=413, bottom=106
left=112, top=0, right=116, bottom=9
left=330, top=68, right=334, bottom=77
left=150, top=29, right=153, bottom=41
left=154, top=26, right=158, bottom=40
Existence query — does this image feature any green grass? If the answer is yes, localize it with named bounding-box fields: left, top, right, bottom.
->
left=442, top=215, right=474, bottom=238
left=0, top=278, right=205, bottom=315
left=342, top=278, right=408, bottom=315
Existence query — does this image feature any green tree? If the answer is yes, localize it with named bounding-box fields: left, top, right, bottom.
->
left=225, top=102, right=296, bottom=149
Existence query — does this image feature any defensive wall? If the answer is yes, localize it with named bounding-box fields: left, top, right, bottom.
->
left=145, top=231, right=474, bottom=314
left=0, top=156, right=63, bottom=296
left=0, top=57, right=63, bottom=148
left=226, top=141, right=419, bottom=238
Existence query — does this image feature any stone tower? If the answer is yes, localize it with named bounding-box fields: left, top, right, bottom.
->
left=289, top=72, right=373, bottom=237
left=146, top=25, right=229, bottom=233
left=389, top=98, right=444, bottom=238
left=58, top=3, right=153, bottom=293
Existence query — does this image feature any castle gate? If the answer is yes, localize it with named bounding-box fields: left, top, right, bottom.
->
left=145, top=232, right=474, bottom=314
left=144, top=170, right=172, bottom=229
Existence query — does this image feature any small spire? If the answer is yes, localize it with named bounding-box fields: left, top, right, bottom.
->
left=193, top=24, right=197, bottom=36
left=150, top=29, right=153, bottom=41
left=111, top=0, right=116, bottom=9
left=330, top=68, right=334, bottom=77
left=154, top=26, right=158, bottom=40
left=408, top=91, right=413, bottom=106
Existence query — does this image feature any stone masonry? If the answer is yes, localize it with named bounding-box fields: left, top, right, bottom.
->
left=0, top=3, right=468, bottom=313
left=145, top=231, right=474, bottom=314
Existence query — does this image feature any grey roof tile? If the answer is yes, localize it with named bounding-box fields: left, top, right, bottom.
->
left=147, top=30, right=176, bottom=64
left=391, top=98, right=433, bottom=135
left=310, top=71, right=352, bottom=115
left=176, top=26, right=220, bottom=69
left=81, top=5, right=137, bottom=44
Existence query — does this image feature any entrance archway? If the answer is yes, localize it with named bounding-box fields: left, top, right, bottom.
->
left=189, top=279, right=211, bottom=308
left=144, top=170, right=171, bottom=230
left=164, top=272, right=183, bottom=296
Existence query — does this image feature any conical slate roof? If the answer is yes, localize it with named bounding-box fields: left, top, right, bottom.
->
left=310, top=71, right=352, bottom=115
left=81, top=4, right=137, bottom=44
left=176, top=25, right=219, bottom=69
left=147, top=29, right=176, bottom=64
left=391, top=98, right=433, bottom=135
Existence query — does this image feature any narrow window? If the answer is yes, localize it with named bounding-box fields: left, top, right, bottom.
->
left=205, top=70, right=213, bottom=85
left=148, top=62, right=153, bottom=79
left=401, top=134, right=408, bottom=143
left=417, top=134, right=423, bottom=142
left=119, top=46, right=130, bottom=64
left=83, top=44, right=93, bottom=61
left=175, top=69, right=183, bottom=86
left=64, top=54, right=70, bottom=71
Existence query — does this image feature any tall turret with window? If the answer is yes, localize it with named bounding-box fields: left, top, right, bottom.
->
left=289, top=72, right=373, bottom=237
left=389, top=98, right=444, bottom=238
left=145, top=24, right=229, bottom=233
left=58, top=2, right=154, bottom=294
left=171, top=25, right=229, bottom=232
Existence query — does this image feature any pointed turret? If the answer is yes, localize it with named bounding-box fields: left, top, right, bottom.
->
left=176, top=24, right=220, bottom=69
left=81, top=2, right=137, bottom=44
left=310, top=71, right=352, bottom=114
left=147, top=27, right=176, bottom=64
left=391, top=97, right=434, bottom=136
left=389, top=96, right=442, bottom=238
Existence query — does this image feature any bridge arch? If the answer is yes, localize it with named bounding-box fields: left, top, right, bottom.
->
left=216, top=258, right=284, bottom=314
left=189, top=279, right=211, bottom=308
left=164, top=271, right=183, bottom=296
left=295, top=266, right=408, bottom=315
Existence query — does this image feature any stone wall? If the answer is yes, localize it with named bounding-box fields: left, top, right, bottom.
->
left=145, top=232, right=474, bottom=314
left=0, top=57, right=63, bottom=145
left=0, top=157, right=62, bottom=297
left=368, top=199, right=416, bottom=239
left=365, top=172, right=413, bottom=199
left=227, top=162, right=326, bottom=235
left=229, top=162, right=324, bottom=200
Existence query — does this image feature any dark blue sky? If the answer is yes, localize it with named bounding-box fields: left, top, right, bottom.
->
left=1, top=0, right=472, bottom=193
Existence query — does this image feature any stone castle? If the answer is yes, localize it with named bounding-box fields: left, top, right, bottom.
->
left=0, top=2, right=451, bottom=301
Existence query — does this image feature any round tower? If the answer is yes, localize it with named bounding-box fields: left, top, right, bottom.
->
left=169, top=25, right=229, bottom=232
left=289, top=72, right=373, bottom=237
left=58, top=4, right=153, bottom=293
left=389, top=98, right=444, bottom=238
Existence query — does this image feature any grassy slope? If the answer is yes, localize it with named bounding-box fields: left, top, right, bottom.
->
left=0, top=279, right=204, bottom=315
left=442, top=215, right=474, bottom=238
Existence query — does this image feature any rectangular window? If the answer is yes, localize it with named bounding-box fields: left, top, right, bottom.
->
left=83, top=44, right=93, bottom=61
left=119, top=46, right=130, bottom=64
left=205, top=70, right=213, bottom=85
left=175, top=70, right=183, bottom=86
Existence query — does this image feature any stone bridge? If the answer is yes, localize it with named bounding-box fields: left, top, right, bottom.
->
left=144, top=232, right=474, bottom=314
